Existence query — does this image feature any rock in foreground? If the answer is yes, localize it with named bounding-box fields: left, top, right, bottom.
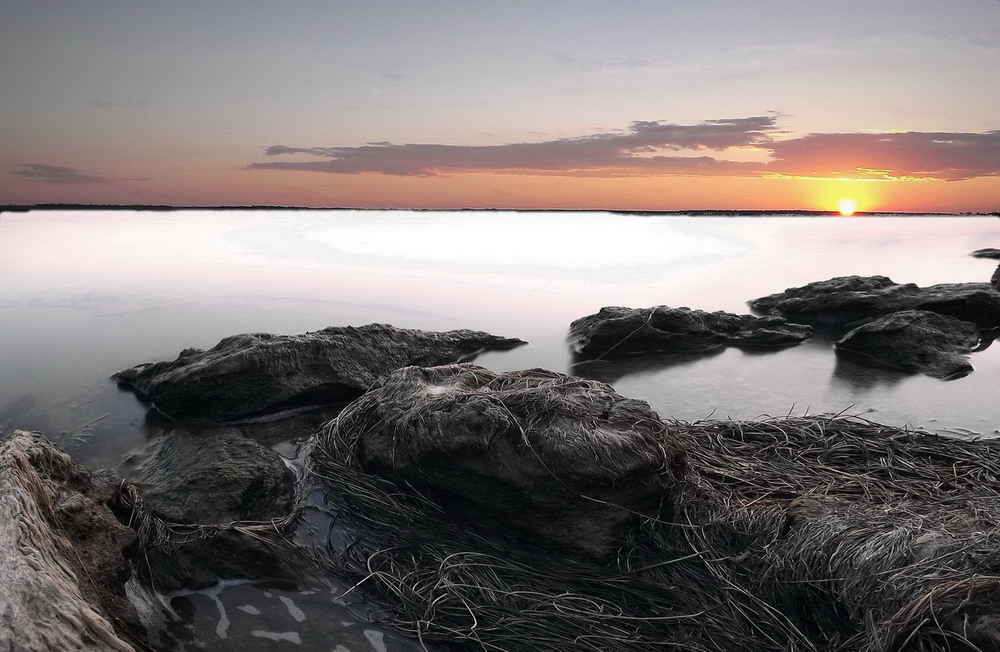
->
left=114, top=324, right=526, bottom=423
left=0, top=430, right=141, bottom=651
left=569, top=305, right=813, bottom=359
left=314, top=363, right=685, bottom=559
left=131, top=428, right=294, bottom=524
left=749, top=275, right=1000, bottom=329
left=835, top=309, right=980, bottom=379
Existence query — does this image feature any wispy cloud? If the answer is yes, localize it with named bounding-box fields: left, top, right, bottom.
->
left=248, top=118, right=1000, bottom=182
left=10, top=164, right=145, bottom=185
left=249, top=117, right=778, bottom=177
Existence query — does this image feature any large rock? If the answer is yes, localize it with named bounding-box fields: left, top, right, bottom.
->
left=113, top=324, right=525, bottom=423
left=131, top=429, right=294, bottom=524
left=315, top=363, right=685, bottom=559
left=127, top=429, right=298, bottom=591
left=749, top=275, right=1000, bottom=329
left=569, top=305, right=813, bottom=359
left=0, top=430, right=141, bottom=650
left=835, top=310, right=980, bottom=379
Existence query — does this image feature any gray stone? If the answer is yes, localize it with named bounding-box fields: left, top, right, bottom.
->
left=749, top=275, right=1000, bottom=329
left=131, top=429, right=294, bottom=524
left=314, top=363, right=685, bottom=559
left=113, top=323, right=525, bottom=423
left=569, top=305, right=813, bottom=359
left=0, top=430, right=141, bottom=651
left=835, top=309, right=980, bottom=378
left=128, top=429, right=299, bottom=592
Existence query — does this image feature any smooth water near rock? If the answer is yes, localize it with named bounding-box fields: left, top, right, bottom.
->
left=2, top=209, right=999, bottom=647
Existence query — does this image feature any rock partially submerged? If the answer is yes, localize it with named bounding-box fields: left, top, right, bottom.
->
left=131, top=429, right=294, bottom=524
left=569, top=305, right=813, bottom=359
left=836, top=309, right=980, bottom=379
left=0, top=430, right=141, bottom=651
left=113, top=324, right=525, bottom=423
left=749, top=275, right=1000, bottom=329
left=305, top=366, right=1000, bottom=651
left=313, top=363, right=685, bottom=559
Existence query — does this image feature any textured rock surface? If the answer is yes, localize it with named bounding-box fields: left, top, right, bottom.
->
left=131, top=428, right=294, bottom=524
left=569, top=305, right=813, bottom=359
left=315, top=363, right=685, bottom=559
left=0, top=430, right=141, bottom=651
left=836, top=310, right=980, bottom=378
left=749, top=275, right=1000, bottom=329
left=114, top=323, right=525, bottom=423
left=127, top=429, right=298, bottom=591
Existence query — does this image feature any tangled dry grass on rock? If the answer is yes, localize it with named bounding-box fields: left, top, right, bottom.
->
left=306, top=370, right=1000, bottom=652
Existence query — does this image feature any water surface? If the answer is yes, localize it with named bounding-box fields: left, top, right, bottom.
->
left=2, top=209, right=998, bottom=649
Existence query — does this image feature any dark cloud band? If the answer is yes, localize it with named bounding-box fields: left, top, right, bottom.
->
left=249, top=118, right=1000, bottom=182
left=9, top=164, right=144, bottom=185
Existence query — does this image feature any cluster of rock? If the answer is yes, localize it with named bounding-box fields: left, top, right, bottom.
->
left=571, top=251, right=1000, bottom=379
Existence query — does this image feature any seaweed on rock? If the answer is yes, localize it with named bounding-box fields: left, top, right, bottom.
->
left=304, top=364, right=1000, bottom=652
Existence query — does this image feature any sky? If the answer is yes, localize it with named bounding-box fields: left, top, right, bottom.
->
left=1, top=0, right=999, bottom=212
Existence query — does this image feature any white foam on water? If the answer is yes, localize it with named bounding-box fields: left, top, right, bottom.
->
left=364, top=629, right=387, bottom=652
left=252, top=630, right=303, bottom=644
left=279, top=595, right=307, bottom=623
left=201, top=583, right=231, bottom=639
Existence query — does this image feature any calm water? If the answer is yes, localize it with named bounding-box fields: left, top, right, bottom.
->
left=2, top=209, right=999, bottom=648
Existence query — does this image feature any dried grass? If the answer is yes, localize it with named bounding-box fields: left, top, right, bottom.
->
left=306, top=406, right=1000, bottom=652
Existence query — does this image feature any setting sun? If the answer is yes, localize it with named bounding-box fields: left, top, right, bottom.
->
left=837, top=198, right=858, bottom=216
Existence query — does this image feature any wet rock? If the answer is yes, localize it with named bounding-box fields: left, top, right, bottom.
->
left=314, top=363, right=685, bottom=559
left=568, top=305, right=813, bottom=359
left=835, top=310, right=980, bottom=379
left=128, top=429, right=298, bottom=592
left=132, top=429, right=294, bottom=524
left=0, top=430, right=142, bottom=650
left=113, top=324, right=526, bottom=423
left=749, top=275, right=1000, bottom=329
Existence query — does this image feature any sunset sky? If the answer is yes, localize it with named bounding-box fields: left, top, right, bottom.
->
left=2, top=1, right=998, bottom=212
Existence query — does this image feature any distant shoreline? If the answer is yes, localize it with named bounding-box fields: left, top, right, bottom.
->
left=1, top=204, right=996, bottom=217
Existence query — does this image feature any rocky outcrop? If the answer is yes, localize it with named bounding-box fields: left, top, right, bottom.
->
left=749, top=275, right=1000, bottom=329
left=314, top=363, right=685, bottom=559
left=0, top=430, right=141, bottom=651
left=126, top=429, right=298, bottom=591
left=835, top=310, right=980, bottom=379
left=131, top=429, right=294, bottom=524
left=113, top=324, right=526, bottom=423
left=569, top=305, right=813, bottom=359
left=971, top=248, right=1000, bottom=259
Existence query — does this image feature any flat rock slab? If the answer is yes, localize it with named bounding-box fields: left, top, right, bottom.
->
left=749, top=275, right=1000, bottom=329
left=315, top=363, right=685, bottom=559
left=836, top=309, right=980, bottom=379
left=971, top=248, right=1000, bottom=259
left=0, top=430, right=140, bottom=650
left=569, top=305, right=813, bottom=359
left=114, top=323, right=525, bottom=423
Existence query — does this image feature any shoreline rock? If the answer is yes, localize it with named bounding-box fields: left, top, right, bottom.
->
left=313, top=363, right=685, bottom=559
left=569, top=305, right=813, bottom=360
left=835, top=309, right=980, bottom=378
left=749, top=275, right=1000, bottom=329
left=0, top=430, right=142, bottom=650
left=113, top=324, right=526, bottom=424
